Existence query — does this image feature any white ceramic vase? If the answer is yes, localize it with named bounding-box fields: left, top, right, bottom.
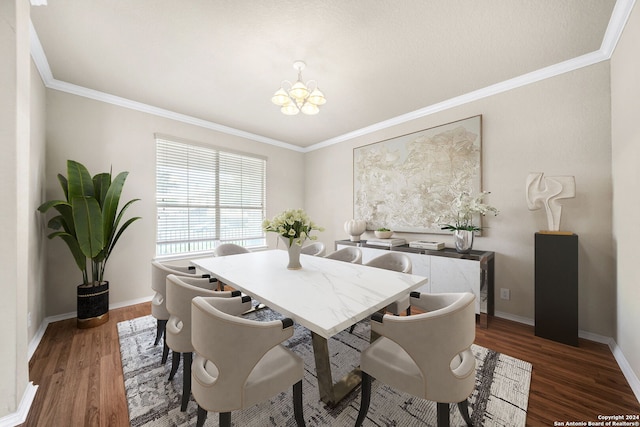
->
left=344, top=219, right=367, bottom=241
left=280, top=235, right=303, bottom=269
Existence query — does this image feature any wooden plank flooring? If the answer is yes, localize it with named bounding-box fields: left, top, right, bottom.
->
left=22, top=302, right=640, bottom=426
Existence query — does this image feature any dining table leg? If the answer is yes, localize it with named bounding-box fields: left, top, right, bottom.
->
left=311, top=332, right=362, bottom=407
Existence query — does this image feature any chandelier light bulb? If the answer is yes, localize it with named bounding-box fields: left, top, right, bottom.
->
left=272, top=61, right=326, bottom=116
left=289, top=81, right=309, bottom=100
left=271, top=88, right=290, bottom=106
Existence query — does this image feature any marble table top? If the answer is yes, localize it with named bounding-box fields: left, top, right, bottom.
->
left=192, top=249, right=428, bottom=339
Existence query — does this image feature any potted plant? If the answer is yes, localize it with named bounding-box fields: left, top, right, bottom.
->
left=440, top=191, right=498, bottom=253
left=374, top=227, right=393, bottom=239
left=38, top=160, right=141, bottom=328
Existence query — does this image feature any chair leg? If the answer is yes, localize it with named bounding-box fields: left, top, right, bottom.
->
left=161, top=339, right=170, bottom=364
left=406, top=306, right=411, bottom=316
left=220, top=412, right=231, bottom=427
left=292, top=380, right=305, bottom=427
left=355, top=372, right=372, bottom=427
left=436, top=402, right=450, bottom=427
left=180, top=352, right=192, bottom=411
left=457, top=399, right=473, bottom=426
left=168, top=351, right=181, bottom=380
left=154, top=319, right=167, bottom=345
left=349, top=324, right=356, bottom=334
left=196, top=405, right=207, bottom=427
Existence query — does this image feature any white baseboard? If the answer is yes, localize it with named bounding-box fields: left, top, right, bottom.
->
left=494, top=310, right=534, bottom=326
left=0, top=382, right=38, bottom=427
left=609, top=339, right=640, bottom=403
left=494, top=311, right=640, bottom=404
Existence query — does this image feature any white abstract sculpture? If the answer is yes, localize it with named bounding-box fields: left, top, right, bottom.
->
left=344, top=219, right=366, bottom=242
left=526, top=172, right=576, bottom=232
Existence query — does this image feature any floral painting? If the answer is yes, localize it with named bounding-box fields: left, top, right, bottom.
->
left=353, top=115, right=482, bottom=234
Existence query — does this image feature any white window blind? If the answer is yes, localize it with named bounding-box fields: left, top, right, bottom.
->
left=156, top=137, right=266, bottom=256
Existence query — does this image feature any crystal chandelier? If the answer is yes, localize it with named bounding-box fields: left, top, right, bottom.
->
left=271, top=61, right=326, bottom=115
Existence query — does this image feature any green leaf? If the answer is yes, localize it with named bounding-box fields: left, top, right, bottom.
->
left=92, top=173, right=111, bottom=207
left=102, top=171, right=128, bottom=243
left=37, top=199, right=66, bottom=213
left=52, top=202, right=75, bottom=235
left=72, top=196, right=104, bottom=258
left=57, top=174, right=69, bottom=202
left=67, top=160, right=94, bottom=201
left=47, top=215, right=64, bottom=231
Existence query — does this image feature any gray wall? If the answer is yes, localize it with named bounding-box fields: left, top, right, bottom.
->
left=305, top=62, right=614, bottom=337
left=0, top=0, right=34, bottom=418
left=611, top=1, right=640, bottom=395
left=42, top=90, right=305, bottom=316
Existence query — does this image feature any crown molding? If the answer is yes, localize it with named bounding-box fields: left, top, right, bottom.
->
left=601, top=0, right=637, bottom=57
left=28, top=22, right=305, bottom=153
left=29, top=0, right=635, bottom=154
left=304, top=49, right=607, bottom=152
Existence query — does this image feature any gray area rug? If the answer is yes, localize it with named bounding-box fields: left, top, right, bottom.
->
left=118, top=311, right=531, bottom=426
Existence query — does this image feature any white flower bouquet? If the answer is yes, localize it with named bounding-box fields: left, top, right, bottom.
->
left=440, top=191, right=499, bottom=232
left=262, top=209, right=324, bottom=247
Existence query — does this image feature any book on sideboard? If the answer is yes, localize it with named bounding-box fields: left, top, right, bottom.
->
left=409, top=240, right=445, bottom=250
left=366, top=238, right=407, bottom=247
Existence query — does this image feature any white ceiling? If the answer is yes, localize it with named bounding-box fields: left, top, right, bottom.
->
left=30, top=1, right=629, bottom=150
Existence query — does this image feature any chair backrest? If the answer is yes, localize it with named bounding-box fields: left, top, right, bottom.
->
left=191, top=296, right=294, bottom=411
left=151, top=261, right=197, bottom=293
left=151, top=261, right=199, bottom=319
left=214, top=243, right=250, bottom=256
left=365, top=252, right=412, bottom=274
left=325, top=246, right=362, bottom=264
left=372, top=292, right=476, bottom=401
left=165, top=274, right=222, bottom=353
left=300, top=242, right=326, bottom=256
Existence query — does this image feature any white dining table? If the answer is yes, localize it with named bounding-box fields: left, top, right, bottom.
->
left=192, top=249, right=428, bottom=406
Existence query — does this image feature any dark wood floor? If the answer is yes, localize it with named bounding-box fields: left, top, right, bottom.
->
left=22, top=302, right=640, bottom=426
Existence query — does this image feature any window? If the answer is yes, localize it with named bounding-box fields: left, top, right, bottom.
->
left=155, top=137, right=266, bottom=256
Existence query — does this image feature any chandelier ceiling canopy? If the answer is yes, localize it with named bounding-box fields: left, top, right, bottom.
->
left=272, top=61, right=326, bottom=116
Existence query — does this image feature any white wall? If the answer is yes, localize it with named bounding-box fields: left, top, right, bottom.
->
left=42, top=90, right=305, bottom=316
left=611, top=1, right=640, bottom=393
left=306, top=62, right=614, bottom=336
left=0, top=0, right=31, bottom=419
left=29, top=59, right=47, bottom=345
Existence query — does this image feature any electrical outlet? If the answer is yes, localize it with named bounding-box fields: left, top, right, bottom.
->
left=500, top=288, right=510, bottom=300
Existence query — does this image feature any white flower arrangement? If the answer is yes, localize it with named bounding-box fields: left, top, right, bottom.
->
left=440, top=191, right=499, bottom=232
left=262, top=209, right=324, bottom=247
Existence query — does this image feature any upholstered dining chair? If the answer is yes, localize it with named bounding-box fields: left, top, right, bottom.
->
left=366, top=252, right=413, bottom=315
left=166, top=274, right=251, bottom=412
left=213, top=243, right=250, bottom=290
left=151, top=261, right=213, bottom=363
left=349, top=252, right=412, bottom=333
left=324, top=246, right=362, bottom=264
left=355, top=292, right=476, bottom=427
left=300, top=241, right=326, bottom=256
left=214, top=243, right=250, bottom=256
left=191, top=296, right=306, bottom=427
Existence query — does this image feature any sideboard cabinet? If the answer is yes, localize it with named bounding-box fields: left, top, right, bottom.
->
left=335, top=240, right=495, bottom=327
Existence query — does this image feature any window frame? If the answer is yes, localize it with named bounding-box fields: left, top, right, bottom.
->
left=155, top=134, right=267, bottom=258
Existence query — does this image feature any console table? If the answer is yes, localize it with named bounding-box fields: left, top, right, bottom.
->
left=335, top=240, right=495, bottom=327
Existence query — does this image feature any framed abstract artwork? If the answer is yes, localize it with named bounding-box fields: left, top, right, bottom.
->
left=353, top=115, right=482, bottom=234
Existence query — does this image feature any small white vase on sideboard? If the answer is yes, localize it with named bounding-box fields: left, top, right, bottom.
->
left=344, top=219, right=366, bottom=242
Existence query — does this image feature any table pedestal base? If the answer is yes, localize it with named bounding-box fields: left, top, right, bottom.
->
left=311, top=332, right=363, bottom=407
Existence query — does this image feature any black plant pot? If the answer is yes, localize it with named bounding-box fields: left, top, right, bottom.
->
left=77, top=281, right=109, bottom=328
